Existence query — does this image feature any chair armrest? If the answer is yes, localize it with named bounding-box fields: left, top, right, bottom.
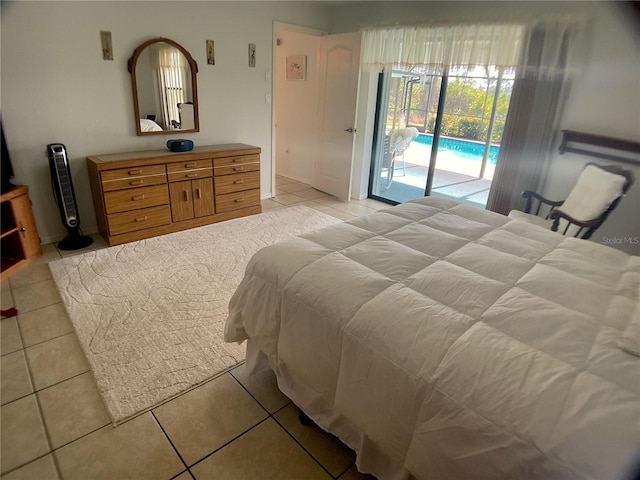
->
left=549, top=209, right=601, bottom=236
left=521, top=190, right=564, bottom=214
left=549, top=210, right=602, bottom=228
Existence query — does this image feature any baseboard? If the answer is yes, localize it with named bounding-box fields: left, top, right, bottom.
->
left=351, top=192, right=368, bottom=201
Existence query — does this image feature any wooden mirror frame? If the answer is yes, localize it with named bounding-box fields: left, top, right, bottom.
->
left=128, top=38, right=200, bottom=136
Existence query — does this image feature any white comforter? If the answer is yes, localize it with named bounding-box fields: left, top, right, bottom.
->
left=225, top=197, right=640, bottom=480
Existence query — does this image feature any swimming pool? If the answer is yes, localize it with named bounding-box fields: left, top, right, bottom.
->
left=415, top=133, right=499, bottom=164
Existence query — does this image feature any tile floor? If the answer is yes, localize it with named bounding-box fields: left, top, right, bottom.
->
left=0, top=176, right=386, bottom=480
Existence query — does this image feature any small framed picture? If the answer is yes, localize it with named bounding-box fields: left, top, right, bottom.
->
left=286, top=55, right=306, bottom=81
left=206, top=40, right=215, bottom=65
left=100, top=31, right=113, bottom=60
left=248, top=43, right=256, bottom=68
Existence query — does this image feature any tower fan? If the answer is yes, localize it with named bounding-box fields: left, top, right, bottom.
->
left=47, top=143, right=93, bottom=250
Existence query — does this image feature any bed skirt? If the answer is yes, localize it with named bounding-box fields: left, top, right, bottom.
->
left=245, top=340, right=412, bottom=480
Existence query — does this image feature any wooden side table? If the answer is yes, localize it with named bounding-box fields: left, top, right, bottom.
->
left=1, top=185, right=42, bottom=280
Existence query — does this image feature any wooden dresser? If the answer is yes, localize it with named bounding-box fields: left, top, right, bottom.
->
left=87, top=143, right=261, bottom=246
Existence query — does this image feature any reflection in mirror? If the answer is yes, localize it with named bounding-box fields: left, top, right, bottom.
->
left=128, top=38, right=199, bottom=136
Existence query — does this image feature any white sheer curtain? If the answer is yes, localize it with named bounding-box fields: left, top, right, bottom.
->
left=151, top=45, right=189, bottom=129
left=362, top=18, right=588, bottom=212
left=362, top=23, right=526, bottom=73
left=361, top=19, right=586, bottom=79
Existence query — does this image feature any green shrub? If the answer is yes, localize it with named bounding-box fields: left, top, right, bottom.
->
left=458, top=118, right=483, bottom=140
left=490, top=118, right=506, bottom=143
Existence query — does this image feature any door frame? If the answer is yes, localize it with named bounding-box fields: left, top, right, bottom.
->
left=271, top=21, right=325, bottom=198
left=367, top=67, right=512, bottom=206
left=367, top=71, right=397, bottom=205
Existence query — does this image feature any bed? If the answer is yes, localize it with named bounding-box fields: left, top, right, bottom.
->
left=139, top=118, right=163, bottom=132
left=224, top=197, right=640, bottom=480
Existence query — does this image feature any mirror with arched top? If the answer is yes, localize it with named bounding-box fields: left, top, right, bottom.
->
left=128, top=38, right=199, bottom=136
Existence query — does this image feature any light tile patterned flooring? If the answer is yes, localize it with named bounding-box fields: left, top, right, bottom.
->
left=0, top=176, right=386, bottom=480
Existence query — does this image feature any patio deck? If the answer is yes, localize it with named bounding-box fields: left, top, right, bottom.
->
left=377, top=142, right=494, bottom=208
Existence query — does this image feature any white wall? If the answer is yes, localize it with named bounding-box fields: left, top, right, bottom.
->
left=330, top=1, right=588, bottom=33
left=0, top=1, right=330, bottom=244
left=274, top=25, right=322, bottom=184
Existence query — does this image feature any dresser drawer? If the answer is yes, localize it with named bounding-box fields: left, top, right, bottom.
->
left=166, top=159, right=212, bottom=173
left=215, top=188, right=260, bottom=213
left=214, top=154, right=260, bottom=168
left=101, top=164, right=166, bottom=182
left=107, top=205, right=171, bottom=236
left=167, top=168, right=213, bottom=183
left=214, top=171, right=260, bottom=195
left=101, top=165, right=167, bottom=192
left=104, top=184, right=169, bottom=214
left=214, top=162, right=260, bottom=177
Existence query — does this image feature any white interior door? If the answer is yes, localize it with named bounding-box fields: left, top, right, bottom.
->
left=312, top=32, right=361, bottom=201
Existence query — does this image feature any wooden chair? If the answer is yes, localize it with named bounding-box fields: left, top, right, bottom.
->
left=508, top=162, right=635, bottom=239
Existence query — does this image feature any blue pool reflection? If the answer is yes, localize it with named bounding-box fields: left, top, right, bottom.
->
left=415, top=134, right=499, bottom=164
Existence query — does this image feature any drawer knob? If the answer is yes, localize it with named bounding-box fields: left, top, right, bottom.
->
left=233, top=167, right=244, bottom=172
left=185, top=162, right=197, bottom=168
left=130, top=180, right=144, bottom=186
left=131, top=194, right=146, bottom=201
left=128, top=169, right=142, bottom=175
left=232, top=157, right=242, bottom=163
left=234, top=198, right=245, bottom=203
left=186, top=172, right=198, bottom=178
left=135, top=215, right=148, bottom=222
left=233, top=180, right=244, bottom=185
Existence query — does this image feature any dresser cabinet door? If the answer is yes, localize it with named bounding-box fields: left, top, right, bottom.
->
left=169, top=181, right=195, bottom=222
left=192, top=178, right=215, bottom=218
left=169, top=178, right=215, bottom=221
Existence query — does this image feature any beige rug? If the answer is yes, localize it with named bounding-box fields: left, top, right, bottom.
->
left=49, top=206, right=341, bottom=425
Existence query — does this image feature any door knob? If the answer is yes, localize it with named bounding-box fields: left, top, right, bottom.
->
left=344, top=127, right=356, bottom=133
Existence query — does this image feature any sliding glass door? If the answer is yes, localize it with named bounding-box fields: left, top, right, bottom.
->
left=369, top=66, right=514, bottom=208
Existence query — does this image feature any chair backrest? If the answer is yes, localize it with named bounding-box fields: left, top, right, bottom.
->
left=556, top=162, right=635, bottom=238
left=381, top=135, right=393, bottom=168
left=389, top=127, right=419, bottom=155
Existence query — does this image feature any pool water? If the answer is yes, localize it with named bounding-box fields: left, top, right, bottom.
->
left=415, top=134, right=499, bottom=164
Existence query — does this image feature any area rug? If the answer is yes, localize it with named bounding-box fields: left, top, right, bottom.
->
left=49, top=206, right=341, bottom=425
